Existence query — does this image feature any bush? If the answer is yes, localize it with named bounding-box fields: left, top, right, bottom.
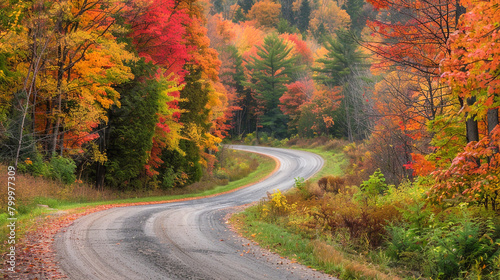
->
left=322, top=139, right=348, bottom=151
left=317, top=176, right=345, bottom=193
left=355, top=169, right=389, bottom=204
left=385, top=205, right=500, bottom=279
left=17, top=153, right=76, bottom=184
left=294, top=177, right=308, bottom=198
left=49, top=155, right=77, bottom=184
left=360, top=169, right=388, bottom=196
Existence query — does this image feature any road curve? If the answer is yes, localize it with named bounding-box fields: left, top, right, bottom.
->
left=55, top=145, right=334, bottom=280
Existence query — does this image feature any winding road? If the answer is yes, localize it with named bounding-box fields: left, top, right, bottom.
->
left=55, top=145, right=335, bottom=279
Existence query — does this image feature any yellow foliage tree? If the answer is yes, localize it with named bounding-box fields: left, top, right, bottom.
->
left=247, top=0, right=281, bottom=28
left=309, top=0, right=351, bottom=38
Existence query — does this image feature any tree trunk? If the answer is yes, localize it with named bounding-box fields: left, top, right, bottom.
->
left=255, top=119, right=260, bottom=145
left=487, top=108, right=499, bottom=134
left=50, top=93, right=62, bottom=155
left=465, top=97, right=479, bottom=142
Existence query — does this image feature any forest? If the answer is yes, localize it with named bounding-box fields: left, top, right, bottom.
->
left=2, top=0, right=497, bottom=193
left=0, top=0, right=499, bottom=277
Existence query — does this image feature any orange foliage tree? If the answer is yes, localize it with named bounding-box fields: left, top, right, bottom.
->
left=247, top=0, right=281, bottom=28
left=431, top=0, right=500, bottom=210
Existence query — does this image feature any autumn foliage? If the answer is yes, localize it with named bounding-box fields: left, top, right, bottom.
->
left=0, top=0, right=232, bottom=189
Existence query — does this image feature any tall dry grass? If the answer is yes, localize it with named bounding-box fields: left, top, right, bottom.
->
left=311, top=240, right=401, bottom=280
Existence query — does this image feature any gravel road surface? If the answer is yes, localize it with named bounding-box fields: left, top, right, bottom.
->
left=55, top=146, right=338, bottom=280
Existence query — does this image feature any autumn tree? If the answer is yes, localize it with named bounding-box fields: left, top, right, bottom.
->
left=363, top=0, right=460, bottom=144
left=279, top=78, right=312, bottom=133
left=309, top=0, right=351, bottom=41
left=1, top=0, right=134, bottom=170
left=431, top=0, right=500, bottom=210
left=245, top=33, right=300, bottom=138
left=247, top=0, right=281, bottom=28
left=297, top=85, right=342, bottom=137
left=126, top=0, right=192, bottom=80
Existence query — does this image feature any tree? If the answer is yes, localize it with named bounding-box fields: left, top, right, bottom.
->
left=342, top=0, right=365, bottom=34
left=430, top=0, right=500, bottom=210
left=313, top=31, right=368, bottom=141
left=126, top=0, right=192, bottom=80
left=297, top=85, right=342, bottom=137
left=103, top=60, right=163, bottom=189
left=245, top=33, right=300, bottom=138
left=247, top=0, right=281, bottom=28
left=442, top=0, right=500, bottom=138
left=296, top=0, right=311, bottom=33
left=280, top=0, right=295, bottom=25
left=279, top=79, right=312, bottom=133
left=238, top=0, right=254, bottom=13
left=363, top=0, right=465, bottom=145
left=1, top=0, right=134, bottom=169
left=309, top=0, right=351, bottom=41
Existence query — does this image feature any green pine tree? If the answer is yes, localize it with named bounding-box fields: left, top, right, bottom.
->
left=342, top=0, right=366, bottom=35
left=313, top=30, right=364, bottom=87
left=104, top=59, right=160, bottom=189
left=233, top=7, right=246, bottom=23
left=313, top=30, right=370, bottom=142
left=238, top=0, right=254, bottom=13
left=245, top=33, right=300, bottom=138
left=297, top=0, right=311, bottom=33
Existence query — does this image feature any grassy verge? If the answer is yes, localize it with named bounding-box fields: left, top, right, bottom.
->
left=292, top=147, right=347, bottom=181
left=232, top=207, right=398, bottom=280
left=0, top=149, right=276, bottom=251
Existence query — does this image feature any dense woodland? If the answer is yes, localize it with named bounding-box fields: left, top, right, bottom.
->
left=1, top=0, right=500, bottom=278
left=0, top=0, right=499, bottom=202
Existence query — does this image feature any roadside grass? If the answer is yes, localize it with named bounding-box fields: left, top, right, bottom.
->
left=0, top=149, right=276, bottom=251
left=232, top=206, right=400, bottom=280
left=293, top=147, right=347, bottom=181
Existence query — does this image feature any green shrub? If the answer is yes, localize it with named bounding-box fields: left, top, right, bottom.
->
left=385, top=225, right=426, bottom=270
left=294, top=177, right=308, bottom=198
left=17, top=153, right=76, bottom=184
left=425, top=213, right=500, bottom=279
left=385, top=204, right=500, bottom=279
left=49, top=155, right=77, bottom=184
left=360, top=169, right=388, bottom=196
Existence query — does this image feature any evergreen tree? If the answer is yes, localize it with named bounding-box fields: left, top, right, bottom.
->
left=313, top=30, right=370, bottom=141
left=342, top=0, right=365, bottom=34
left=280, top=0, right=295, bottom=25
left=297, top=0, right=311, bottom=33
left=103, top=60, right=160, bottom=189
left=313, top=23, right=327, bottom=43
left=233, top=7, right=246, bottom=23
left=160, top=67, right=210, bottom=186
left=313, top=31, right=364, bottom=87
left=245, top=34, right=300, bottom=138
left=212, top=0, right=224, bottom=14
left=224, top=46, right=257, bottom=137
left=277, top=18, right=298, bottom=34
left=239, top=0, right=254, bottom=13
